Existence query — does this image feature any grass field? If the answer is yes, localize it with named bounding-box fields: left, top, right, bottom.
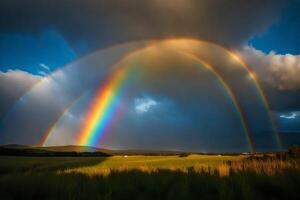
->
left=62, top=155, right=244, bottom=175
left=0, top=154, right=245, bottom=175
left=0, top=154, right=300, bottom=199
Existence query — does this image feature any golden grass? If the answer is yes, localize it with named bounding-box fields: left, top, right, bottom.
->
left=227, top=158, right=299, bottom=175
left=60, top=154, right=243, bottom=176
left=59, top=155, right=300, bottom=177
left=1, top=154, right=299, bottom=199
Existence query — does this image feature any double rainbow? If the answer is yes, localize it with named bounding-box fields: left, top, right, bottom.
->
left=41, top=39, right=282, bottom=151
left=76, top=46, right=255, bottom=151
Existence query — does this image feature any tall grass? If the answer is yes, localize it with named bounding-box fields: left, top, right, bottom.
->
left=224, top=157, right=300, bottom=175
left=1, top=168, right=300, bottom=199
left=0, top=155, right=299, bottom=199
left=61, top=155, right=299, bottom=177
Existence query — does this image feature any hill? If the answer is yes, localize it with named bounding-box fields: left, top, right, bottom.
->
left=34, top=145, right=110, bottom=153
left=0, top=144, right=111, bottom=157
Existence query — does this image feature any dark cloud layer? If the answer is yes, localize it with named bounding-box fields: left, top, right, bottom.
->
left=0, top=0, right=285, bottom=52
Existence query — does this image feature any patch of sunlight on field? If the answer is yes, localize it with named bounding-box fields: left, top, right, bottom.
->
left=61, top=155, right=245, bottom=176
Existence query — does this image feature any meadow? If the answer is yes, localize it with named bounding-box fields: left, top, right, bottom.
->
left=0, top=153, right=300, bottom=200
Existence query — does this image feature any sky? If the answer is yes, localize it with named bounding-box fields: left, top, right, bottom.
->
left=0, top=0, right=300, bottom=152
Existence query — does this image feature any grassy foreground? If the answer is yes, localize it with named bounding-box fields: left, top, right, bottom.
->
left=0, top=154, right=300, bottom=200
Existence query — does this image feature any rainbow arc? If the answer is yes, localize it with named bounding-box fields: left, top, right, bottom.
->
left=41, top=39, right=282, bottom=151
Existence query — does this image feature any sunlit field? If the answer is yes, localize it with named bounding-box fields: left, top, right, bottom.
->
left=1, top=153, right=300, bottom=200
left=62, top=155, right=243, bottom=175
left=0, top=155, right=243, bottom=175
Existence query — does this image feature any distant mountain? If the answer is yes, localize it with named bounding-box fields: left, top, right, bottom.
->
left=3, top=143, right=299, bottom=156
left=0, top=144, right=192, bottom=156
left=34, top=145, right=110, bottom=153
left=0, top=144, right=111, bottom=157
left=1, top=144, right=30, bottom=149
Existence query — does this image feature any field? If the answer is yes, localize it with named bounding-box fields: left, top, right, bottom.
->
left=0, top=155, right=243, bottom=174
left=0, top=153, right=300, bottom=200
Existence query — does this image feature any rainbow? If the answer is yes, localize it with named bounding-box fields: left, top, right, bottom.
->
left=41, top=93, right=85, bottom=146
left=225, top=50, right=282, bottom=149
left=76, top=47, right=255, bottom=151
left=39, top=38, right=281, bottom=151
left=171, top=38, right=282, bottom=149
left=179, top=51, right=254, bottom=152
left=77, top=61, right=139, bottom=147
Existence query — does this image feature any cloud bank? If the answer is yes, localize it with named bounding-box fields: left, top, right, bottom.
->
left=0, top=0, right=285, bottom=51
left=241, top=46, right=300, bottom=90
left=0, top=70, right=41, bottom=120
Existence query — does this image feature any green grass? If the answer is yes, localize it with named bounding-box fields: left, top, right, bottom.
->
left=0, top=155, right=299, bottom=200
left=0, top=156, right=106, bottom=174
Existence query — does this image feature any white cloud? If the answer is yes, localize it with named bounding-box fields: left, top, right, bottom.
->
left=38, top=71, right=48, bottom=76
left=134, top=97, right=158, bottom=113
left=0, top=70, right=42, bottom=95
left=38, top=63, right=51, bottom=76
left=240, top=46, right=300, bottom=90
left=279, top=112, right=299, bottom=119
left=0, top=69, right=41, bottom=119
left=39, top=63, right=50, bottom=71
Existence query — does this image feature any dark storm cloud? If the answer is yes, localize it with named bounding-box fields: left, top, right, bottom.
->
left=0, top=0, right=286, bottom=52
left=262, top=85, right=300, bottom=112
